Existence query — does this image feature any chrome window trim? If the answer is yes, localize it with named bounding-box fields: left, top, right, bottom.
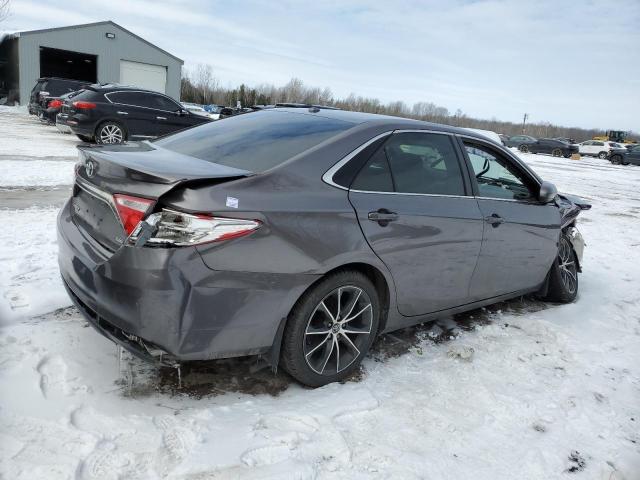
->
left=321, top=131, right=393, bottom=191
left=350, top=189, right=473, bottom=199
left=104, top=91, right=182, bottom=114
left=321, top=129, right=457, bottom=192
left=323, top=129, right=550, bottom=204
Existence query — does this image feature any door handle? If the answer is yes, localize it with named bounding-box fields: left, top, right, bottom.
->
left=485, top=213, right=504, bottom=227
left=368, top=209, right=398, bottom=226
left=156, top=116, right=167, bottom=120
left=116, top=111, right=128, bottom=115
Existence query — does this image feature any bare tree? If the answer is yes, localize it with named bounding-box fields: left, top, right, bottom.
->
left=0, top=0, right=10, bottom=23
left=192, top=64, right=218, bottom=104
left=178, top=64, right=607, bottom=142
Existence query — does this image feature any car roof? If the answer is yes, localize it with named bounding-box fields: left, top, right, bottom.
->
left=270, top=107, right=489, bottom=139
left=84, top=84, right=164, bottom=94
left=37, top=77, right=89, bottom=83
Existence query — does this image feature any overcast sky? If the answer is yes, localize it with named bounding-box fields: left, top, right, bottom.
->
left=4, top=0, right=639, bottom=130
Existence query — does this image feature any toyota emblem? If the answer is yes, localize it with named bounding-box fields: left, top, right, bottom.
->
left=85, top=160, right=96, bottom=178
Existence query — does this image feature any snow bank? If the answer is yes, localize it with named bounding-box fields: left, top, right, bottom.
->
left=0, top=106, right=80, bottom=158
left=0, top=160, right=74, bottom=187
left=0, top=208, right=69, bottom=324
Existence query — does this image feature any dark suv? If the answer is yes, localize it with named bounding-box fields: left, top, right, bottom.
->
left=28, top=77, right=89, bottom=116
left=505, top=135, right=578, bottom=158
left=57, top=84, right=211, bottom=143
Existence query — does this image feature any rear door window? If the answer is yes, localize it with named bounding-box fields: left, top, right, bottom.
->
left=384, top=132, right=466, bottom=195
left=146, top=94, right=181, bottom=112
left=351, top=148, right=394, bottom=192
left=154, top=110, right=354, bottom=173
left=107, top=91, right=148, bottom=108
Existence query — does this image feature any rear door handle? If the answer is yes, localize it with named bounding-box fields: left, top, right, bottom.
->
left=485, top=213, right=504, bottom=227
left=368, top=209, right=398, bottom=226
left=156, top=116, right=167, bottom=120
left=116, top=111, right=128, bottom=115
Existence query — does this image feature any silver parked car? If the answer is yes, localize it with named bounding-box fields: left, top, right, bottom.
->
left=58, top=106, right=589, bottom=387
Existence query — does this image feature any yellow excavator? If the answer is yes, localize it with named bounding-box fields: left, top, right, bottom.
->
left=593, top=130, right=636, bottom=144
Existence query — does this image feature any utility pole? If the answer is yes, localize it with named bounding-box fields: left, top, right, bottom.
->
left=522, top=113, right=528, bottom=134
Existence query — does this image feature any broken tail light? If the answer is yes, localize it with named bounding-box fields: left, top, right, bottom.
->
left=130, top=209, right=260, bottom=247
left=113, top=194, right=155, bottom=235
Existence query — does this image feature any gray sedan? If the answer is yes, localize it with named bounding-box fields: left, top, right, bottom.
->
left=57, top=107, right=589, bottom=387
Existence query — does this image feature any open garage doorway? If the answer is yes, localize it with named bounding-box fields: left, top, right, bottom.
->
left=39, top=47, right=97, bottom=82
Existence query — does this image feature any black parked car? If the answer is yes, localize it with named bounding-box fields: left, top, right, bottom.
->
left=505, top=135, right=577, bottom=158
left=58, top=107, right=589, bottom=387
left=609, top=144, right=640, bottom=166
left=57, top=84, right=211, bottom=143
left=28, top=77, right=89, bottom=116
left=40, top=90, right=84, bottom=124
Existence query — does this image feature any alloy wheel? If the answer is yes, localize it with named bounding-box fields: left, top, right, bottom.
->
left=519, top=144, right=529, bottom=153
left=558, top=237, right=577, bottom=294
left=598, top=151, right=607, bottom=159
left=303, top=286, right=373, bottom=375
left=552, top=148, right=562, bottom=157
left=100, top=124, right=124, bottom=144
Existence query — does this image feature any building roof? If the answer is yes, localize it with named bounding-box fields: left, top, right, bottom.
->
left=17, top=20, right=183, bottom=64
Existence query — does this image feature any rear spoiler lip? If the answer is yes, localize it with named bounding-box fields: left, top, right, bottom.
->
left=76, top=143, right=254, bottom=186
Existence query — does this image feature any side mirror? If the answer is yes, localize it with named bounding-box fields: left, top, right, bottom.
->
left=538, top=181, right=558, bottom=203
left=176, top=109, right=188, bottom=116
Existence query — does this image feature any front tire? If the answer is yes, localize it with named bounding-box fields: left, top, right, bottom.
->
left=552, top=148, right=562, bottom=157
left=544, top=234, right=578, bottom=303
left=610, top=154, right=621, bottom=165
left=281, top=271, right=380, bottom=387
left=95, top=121, right=126, bottom=144
left=518, top=144, right=529, bottom=153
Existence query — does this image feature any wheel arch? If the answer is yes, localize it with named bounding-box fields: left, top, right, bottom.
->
left=95, top=118, right=128, bottom=141
left=268, top=261, right=393, bottom=371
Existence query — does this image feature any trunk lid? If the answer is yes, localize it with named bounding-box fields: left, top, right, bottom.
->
left=71, top=142, right=252, bottom=251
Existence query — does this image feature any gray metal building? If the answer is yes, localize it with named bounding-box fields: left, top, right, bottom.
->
left=0, top=21, right=183, bottom=104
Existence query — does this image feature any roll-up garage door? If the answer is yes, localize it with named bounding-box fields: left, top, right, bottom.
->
left=119, top=60, right=167, bottom=93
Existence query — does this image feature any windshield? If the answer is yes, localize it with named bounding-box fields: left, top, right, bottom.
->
left=154, top=110, right=355, bottom=173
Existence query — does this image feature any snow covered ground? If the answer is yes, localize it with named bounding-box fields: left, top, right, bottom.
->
left=0, top=107, right=638, bottom=479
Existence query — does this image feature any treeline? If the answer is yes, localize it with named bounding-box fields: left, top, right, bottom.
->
left=180, top=64, right=613, bottom=142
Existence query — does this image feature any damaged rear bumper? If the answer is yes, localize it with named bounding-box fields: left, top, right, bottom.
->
left=57, top=199, right=317, bottom=363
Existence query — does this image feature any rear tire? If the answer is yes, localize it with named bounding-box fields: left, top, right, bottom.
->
left=610, top=155, right=621, bottom=165
left=518, top=144, right=529, bottom=153
left=543, top=234, right=578, bottom=303
left=281, top=270, right=380, bottom=387
left=95, top=121, right=126, bottom=144
left=598, top=151, right=608, bottom=159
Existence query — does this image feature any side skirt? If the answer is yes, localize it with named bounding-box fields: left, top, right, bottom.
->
left=382, top=286, right=541, bottom=333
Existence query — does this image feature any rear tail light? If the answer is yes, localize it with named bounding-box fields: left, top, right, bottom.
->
left=130, top=209, right=260, bottom=247
left=48, top=99, right=63, bottom=109
left=113, top=194, right=155, bottom=235
left=73, top=101, right=96, bottom=109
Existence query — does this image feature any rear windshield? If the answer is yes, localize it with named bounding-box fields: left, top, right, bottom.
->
left=154, top=110, right=355, bottom=172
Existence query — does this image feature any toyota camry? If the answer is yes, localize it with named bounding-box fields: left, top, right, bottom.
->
left=57, top=106, right=589, bottom=387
